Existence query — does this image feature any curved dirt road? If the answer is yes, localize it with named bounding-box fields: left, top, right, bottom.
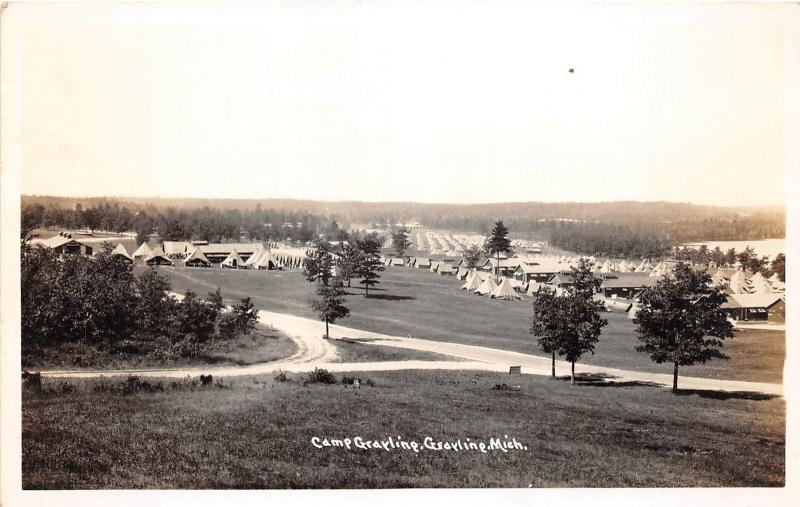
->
left=40, top=308, right=782, bottom=396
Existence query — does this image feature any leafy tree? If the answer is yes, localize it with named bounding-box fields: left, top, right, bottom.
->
left=633, top=262, right=734, bottom=392
left=335, top=242, right=363, bottom=288
left=312, top=280, right=350, bottom=339
left=737, top=246, right=768, bottom=274
left=21, top=204, right=45, bottom=240
left=558, top=260, right=606, bottom=383
left=770, top=253, right=785, bottom=282
left=391, top=228, right=411, bottom=258
left=356, top=237, right=384, bottom=297
left=176, top=290, right=219, bottom=343
left=303, top=241, right=335, bottom=286
left=208, top=287, right=225, bottom=312
left=530, top=287, right=562, bottom=378
left=463, top=245, right=482, bottom=269
left=135, top=267, right=174, bottom=337
left=485, top=220, right=512, bottom=280
left=724, top=248, right=737, bottom=266
left=529, top=260, right=606, bottom=383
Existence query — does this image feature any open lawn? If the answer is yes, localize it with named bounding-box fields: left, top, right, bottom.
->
left=154, top=266, right=785, bottom=383
left=332, top=338, right=465, bottom=363
left=22, top=324, right=297, bottom=370
left=22, top=369, right=784, bottom=488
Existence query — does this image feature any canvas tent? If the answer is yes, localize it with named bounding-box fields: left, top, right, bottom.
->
left=728, top=270, right=751, bottom=294
left=132, top=242, right=152, bottom=260
left=462, top=271, right=483, bottom=291
left=110, top=243, right=134, bottom=264
left=490, top=277, right=522, bottom=300
left=184, top=247, right=212, bottom=268
left=247, top=248, right=276, bottom=270
left=144, top=246, right=173, bottom=266
left=221, top=248, right=244, bottom=269
left=474, top=276, right=498, bottom=296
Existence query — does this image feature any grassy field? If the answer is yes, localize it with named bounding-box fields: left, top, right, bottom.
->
left=332, top=338, right=465, bottom=363
left=153, top=265, right=785, bottom=383
left=22, top=369, right=784, bottom=489
left=22, top=324, right=297, bottom=370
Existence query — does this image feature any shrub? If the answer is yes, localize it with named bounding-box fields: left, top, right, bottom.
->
left=307, top=368, right=337, bottom=385
left=274, top=372, right=288, bottom=382
left=341, top=375, right=356, bottom=385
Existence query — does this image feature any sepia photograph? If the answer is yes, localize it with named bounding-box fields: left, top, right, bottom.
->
left=1, top=1, right=798, bottom=505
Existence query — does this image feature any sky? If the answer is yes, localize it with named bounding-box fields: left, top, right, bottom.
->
left=14, top=2, right=796, bottom=206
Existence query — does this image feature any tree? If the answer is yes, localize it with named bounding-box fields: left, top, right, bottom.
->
left=21, top=204, right=45, bottom=240
left=770, top=253, right=785, bottom=282
left=311, top=280, right=350, bottom=339
left=463, top=245, right=482, bottom=269
left=633, top=262, right=734, bottom=392
left=558, top=260, right=607, bottom=383
left=529, top=259, right=606, bottom=384
left=208, top=287, right=225, bottom=312
left=356, top=237, right=384, bottom=297
left=335, top=242, right=363, bottom=288
left=530, top=287, right=562, bottom=378
left=391, top=228, right=411, bottom=258
left=304, top=244, right=350, bottom=338
left=737, top=246, right=768, bottom=274
left=485, top=220, right=512, bottom=280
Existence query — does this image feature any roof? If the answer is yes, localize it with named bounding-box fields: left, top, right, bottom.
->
left=601, top=274, right=658, bottom=289
left=723, top=294, right=784, bottom=309
left=198, top=243, right=263, bottom=255
left=111, top=243, right=133, bottom=261
left=185, top=247, right=211, bottom=264
left=513, top=261, right=564, bottom=274
left=132, top=242, right=153, bottom=257
left=163, top=241, right=192, bottom=255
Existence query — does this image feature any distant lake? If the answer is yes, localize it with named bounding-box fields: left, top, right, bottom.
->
left=681, top=238, right=786, bottom=259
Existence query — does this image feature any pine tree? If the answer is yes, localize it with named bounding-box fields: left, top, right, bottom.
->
left=356, top=237, right=384, bottom=297
left=391, top=228, right=411, bottom=258
left=485, top=220, right=512, bottom=280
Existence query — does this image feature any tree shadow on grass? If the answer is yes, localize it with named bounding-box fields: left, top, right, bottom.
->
left=673, top=389, right=779, bottom=401
left=364, top=294, right=416, bottom=301
left=551, top=372, right=662, bottom=388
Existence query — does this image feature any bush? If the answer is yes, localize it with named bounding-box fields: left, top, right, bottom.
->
left=307, top=368, right=337, bottom=385
left=274, top=372, right=288, bottom=382
left=341, top=375, right=356, bottom=385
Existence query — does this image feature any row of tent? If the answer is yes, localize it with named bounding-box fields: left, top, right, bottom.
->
left=713, top=268, right=785, bottom=295
left=127, top=242, right=309, bottom=269
left=460, top=271, right=522, bottom=301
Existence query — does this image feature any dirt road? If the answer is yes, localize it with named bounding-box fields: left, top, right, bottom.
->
left=39, top=307, right=783, bottom=396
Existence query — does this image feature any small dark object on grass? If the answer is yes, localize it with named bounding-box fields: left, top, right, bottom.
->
left=492, top=383, right=510, bottom=391
left=364, top=378, right=375, bottom=388
left=307, top=368, right=337, bottom=385
left=274, top=372, right=288, bottom=382
left=60, top=382, right=75, bottom=394
left=200, top=374, right=213, bottom=386
left=341, top=376, right=356, bottom=385
left=22, top=371, right=42, bottom=390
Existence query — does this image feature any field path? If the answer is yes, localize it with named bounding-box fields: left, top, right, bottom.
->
left=38, top=306, right=783, bottom=396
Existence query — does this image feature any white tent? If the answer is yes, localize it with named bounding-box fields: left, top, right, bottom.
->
left=144, top=246, right=173, bottom=266
left=110, top=243, right=134, bottom=263
left=748, top=272, right=772, bottom=294
left=490, top=277, right=522, bottom=300
left=221, top=248, right=244, bottom=269
left=728, top=270, right=751, bottom=294
left=617, top=260, right=631, bottom=272
left=184, top=247, right=212, bottom=267
left=248, top=248, right=275, bottom=270
left=462, top=271, right=483, bottom=291
left=474, top=276, right=498, bottom=296
left=132, top=242, right=152, bottom=260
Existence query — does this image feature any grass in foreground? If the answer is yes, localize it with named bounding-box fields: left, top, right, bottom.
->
left=22, top=370, right=784, bottom=489
left=159, top=266, right=785, bottom=383
left=22, top=324, right=297, bottom=371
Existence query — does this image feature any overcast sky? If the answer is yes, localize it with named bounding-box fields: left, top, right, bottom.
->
left=16, top=2, right=796, bottom=206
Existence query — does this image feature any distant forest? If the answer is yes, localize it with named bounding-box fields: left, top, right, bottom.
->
left=21, top=196, right=784, bottom=258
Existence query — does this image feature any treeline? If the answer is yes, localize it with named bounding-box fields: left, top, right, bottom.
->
left=21, top=200, right=348, bottom=245
left=22, top=196, right=784, bottom=258
left=545, top=222, right=670, bottom=258
left=21, top=245, right=258, bottom=360
left=674, top=246, right=786, bottom=281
